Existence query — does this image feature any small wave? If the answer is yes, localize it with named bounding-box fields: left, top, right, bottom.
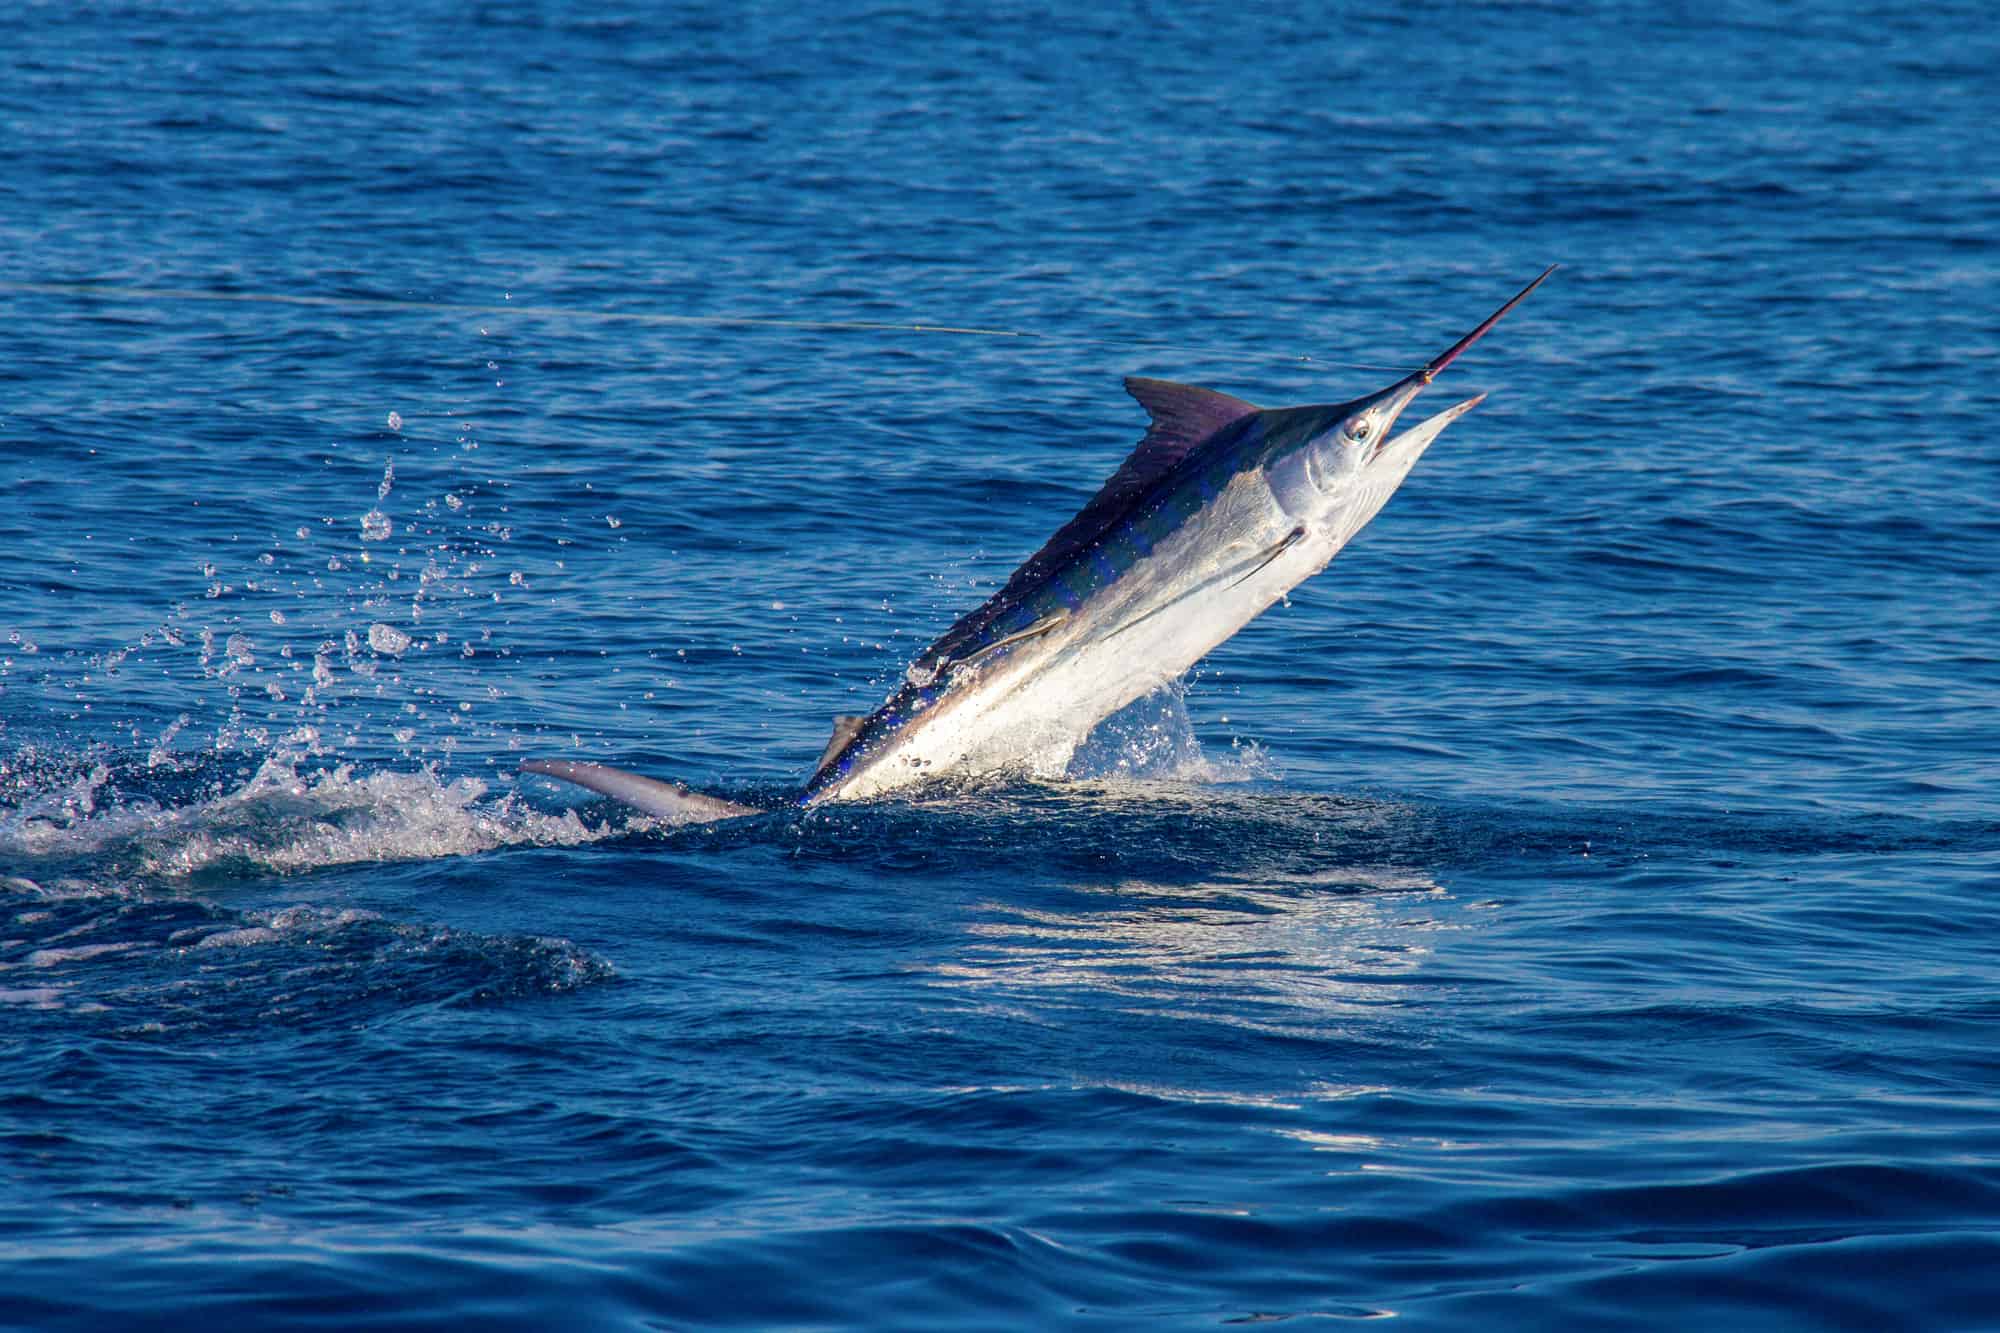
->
left=2, top=883, right=614, bottom=1033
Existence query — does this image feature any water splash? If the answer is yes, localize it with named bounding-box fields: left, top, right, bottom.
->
left=0, top=426, right=602, bottom=780
left=1067, top=686, right=1275, bottom=785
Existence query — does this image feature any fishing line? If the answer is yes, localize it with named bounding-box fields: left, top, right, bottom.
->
left=0, top=280, right=1421, bottom=374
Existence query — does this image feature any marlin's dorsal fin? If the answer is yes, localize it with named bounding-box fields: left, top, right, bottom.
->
left=816, top=714, right=869, bottom=769
left=1122, top=378, right=1261, bottom=460
left=1023, top=379, right=1261, bottom=581
left=916, top=379, right=1261, bottom=670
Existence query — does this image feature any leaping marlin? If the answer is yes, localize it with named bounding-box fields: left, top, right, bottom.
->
left=523, top=268, right=1555, bottom=824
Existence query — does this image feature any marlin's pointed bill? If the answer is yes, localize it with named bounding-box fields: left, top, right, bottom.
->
left=1424, top=264, right=1558, bottom=380
left=522, top=269, right=1556, bottom=822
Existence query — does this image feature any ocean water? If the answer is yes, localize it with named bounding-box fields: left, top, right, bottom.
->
left=4, top=1, right=1999, bottom=1327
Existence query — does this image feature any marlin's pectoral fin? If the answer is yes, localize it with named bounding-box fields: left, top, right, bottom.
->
left=950, top=609, right=1070, bottom=674
left=520, top=759, right=760, bottom=825
left=1230, top=525, right=1307, bottom=589
left=816, top=715, right=870, bottom=769
left=1107, top=527, right=1313, bottom=646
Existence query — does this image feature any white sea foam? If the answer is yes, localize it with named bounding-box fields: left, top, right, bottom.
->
left=21, top=942, right=141, bottom=968
left=193, top=906, right=382, bottom=949
left=0, top=985, right=68, bottom=1008
left=0, top=755, right=647, bottom=882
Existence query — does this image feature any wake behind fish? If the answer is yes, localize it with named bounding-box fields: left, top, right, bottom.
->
left=3, top=679, right=1262, bottom=900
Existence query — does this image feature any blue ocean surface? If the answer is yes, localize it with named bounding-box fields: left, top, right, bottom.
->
left=4, top=1, right=1999, bottom=1328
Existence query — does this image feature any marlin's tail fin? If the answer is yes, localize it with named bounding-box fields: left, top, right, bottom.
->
left=520, top=759, right=761, bottom=825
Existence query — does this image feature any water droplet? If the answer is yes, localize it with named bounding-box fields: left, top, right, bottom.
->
left=269, top=610, right=287, bottom=625
left=606, top=516, right=622, bottom=529
left=386, top=411, right=403, bottom=432
left=368, top=623, right=412, bottom=656
left=360, top=510, right=392, bottom=541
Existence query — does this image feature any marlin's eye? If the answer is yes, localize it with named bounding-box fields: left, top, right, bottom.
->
left=1349, top=420, right=1372, bottom=442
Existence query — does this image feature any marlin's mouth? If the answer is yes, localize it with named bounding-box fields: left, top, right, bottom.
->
left=1376, top=392, right=1487, bottom=463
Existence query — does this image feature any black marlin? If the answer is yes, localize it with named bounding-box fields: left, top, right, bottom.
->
left=524, top=268, right=1555, bottom=823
